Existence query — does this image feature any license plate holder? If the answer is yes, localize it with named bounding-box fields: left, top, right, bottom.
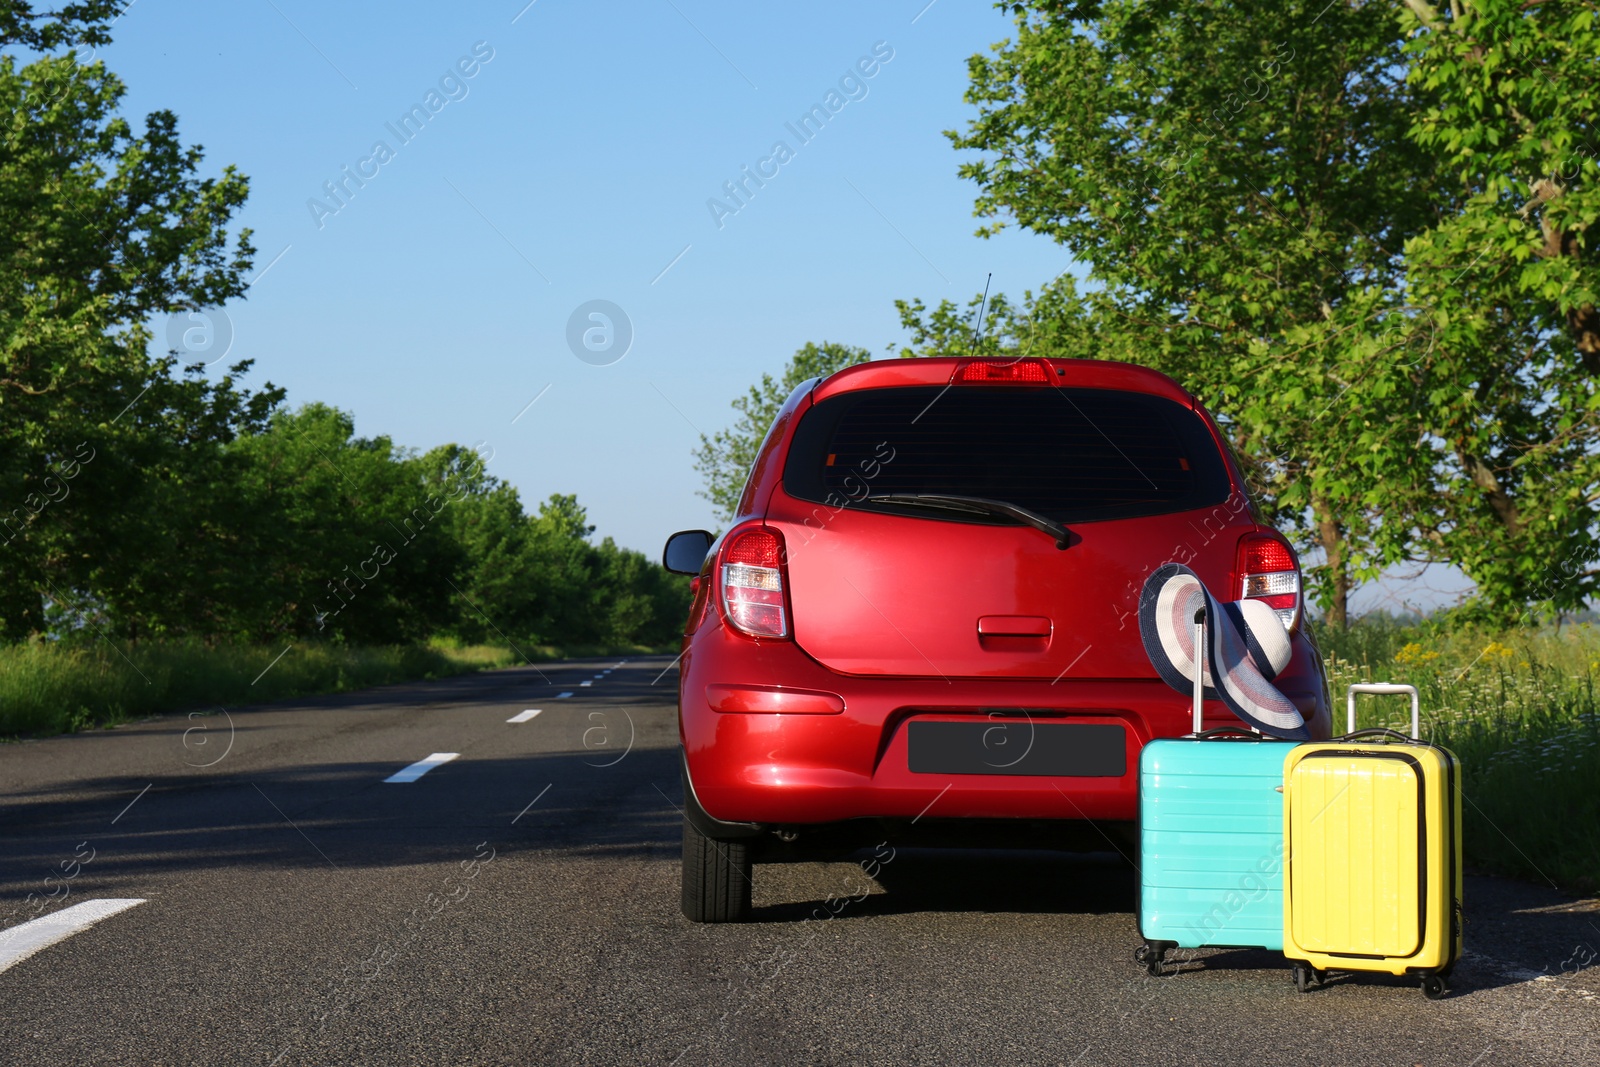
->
left=907, top=719, right=1126, bottom=777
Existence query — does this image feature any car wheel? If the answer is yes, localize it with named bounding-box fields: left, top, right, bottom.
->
left=681, top=814, right=753, bottom=922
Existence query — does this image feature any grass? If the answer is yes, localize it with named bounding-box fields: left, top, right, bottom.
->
left=1313, top=616, right=1600, bottom=894
left=0, top=638, right=674, bottom=740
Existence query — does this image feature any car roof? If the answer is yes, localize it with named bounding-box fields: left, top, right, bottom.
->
left=811, top=357, right=1197, bottom=407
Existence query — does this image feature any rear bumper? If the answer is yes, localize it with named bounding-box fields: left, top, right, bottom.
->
left=679, top=621, right=1330, bottom=830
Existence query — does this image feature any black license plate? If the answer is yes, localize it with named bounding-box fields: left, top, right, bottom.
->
left=907, top=720, right=1126, bottom=777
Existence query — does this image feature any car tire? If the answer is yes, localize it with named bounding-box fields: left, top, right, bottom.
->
left=681, top=814, right=752, bottom=923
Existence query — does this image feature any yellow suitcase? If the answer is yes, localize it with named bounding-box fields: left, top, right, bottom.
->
left=1282, top=683, right=1463, bottom=999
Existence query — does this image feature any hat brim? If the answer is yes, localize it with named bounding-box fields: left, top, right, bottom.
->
left=1139, top=562, right=1309, bottom=740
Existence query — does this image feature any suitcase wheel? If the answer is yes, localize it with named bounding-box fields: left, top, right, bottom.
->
left=1135, top=943, right=1166, bottom=977
left=1421, top=974, right=1449, bottom=1000
left=1291, top=963, right=1324, bottom=993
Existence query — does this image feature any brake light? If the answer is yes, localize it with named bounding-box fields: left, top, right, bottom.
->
left=720, top=527, right=789, bottom=639
left=955, top=360, right=1050, bottom=383
left=1236, top=534, right=1301, bottom=631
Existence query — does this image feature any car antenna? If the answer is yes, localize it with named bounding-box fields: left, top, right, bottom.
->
left=970, top=273, right=992, bottom=355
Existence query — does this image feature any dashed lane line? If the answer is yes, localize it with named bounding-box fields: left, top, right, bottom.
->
left=382, top=753, right=460, bottom=783
left=0, top=899, right=147, bottom=974
left=507, top=709, right=542, bottom=723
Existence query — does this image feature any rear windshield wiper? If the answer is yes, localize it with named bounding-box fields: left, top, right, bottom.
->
left=862, top=494, right=1072, bottom=550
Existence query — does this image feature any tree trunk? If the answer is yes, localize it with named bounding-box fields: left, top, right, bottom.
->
left=1457, top=447, right=1523, bottom=536
left=1525, top=181, right=1600, bottom=371
left=1570, top=302, right=1600, bottom=373
left=1314, top=496, right=1350, bottom=629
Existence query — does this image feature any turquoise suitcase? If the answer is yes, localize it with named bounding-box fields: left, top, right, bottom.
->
left=1137, top=734, right=1296, bottom=973
left=1134, top=601, right=1304, bottom=975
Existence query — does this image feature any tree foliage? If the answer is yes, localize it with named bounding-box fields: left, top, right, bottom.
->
left=0, top=6, right=688, bottom=649
left=948, top=0, right=1446, bottom=625
left=0, top=1, right=120, bottom=51
left=892, top=275, right=1099, bottom=362
left=21, top=400, right=690, bottom=648
left=0, top=19, right=270, bottom=638
left=1383, top=0, right=1600, bottom=616
left=935, top=0, right=1600, bottom=623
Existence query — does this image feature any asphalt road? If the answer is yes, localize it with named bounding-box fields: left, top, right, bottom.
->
left=0, top=656, right=1596, bottom=1066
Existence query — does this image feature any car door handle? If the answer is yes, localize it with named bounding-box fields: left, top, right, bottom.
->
left=976, top=615, right=1052, bottom=637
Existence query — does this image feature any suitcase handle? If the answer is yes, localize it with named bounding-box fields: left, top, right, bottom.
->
left=1187, top=609, right=1265, bottom=738
left=1191, top=609, right=1206, bottom=734
left=1346, top=683, right=1420, bottom=738
left=1338, top=727, right=1416, bottom=745
left=1194, top=726, right=1261, bottom=740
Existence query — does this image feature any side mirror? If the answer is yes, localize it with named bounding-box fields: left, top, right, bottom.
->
left=663, top=529, right=715, bottom=575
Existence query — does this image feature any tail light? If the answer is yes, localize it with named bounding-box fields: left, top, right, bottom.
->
left=955, top=360, right=1051, bottom=383
left=720, top=527, right=790, bottom=639
left=1236, top=534, right=1301, bottom=631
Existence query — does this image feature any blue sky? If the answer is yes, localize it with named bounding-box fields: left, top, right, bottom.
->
left=99, top=0, right=1467, bottom=613
left=101, top=0, right=1070, bottom=552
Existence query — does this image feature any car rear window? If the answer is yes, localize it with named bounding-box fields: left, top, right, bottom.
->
left=783, top=385, right=1232, bottom=524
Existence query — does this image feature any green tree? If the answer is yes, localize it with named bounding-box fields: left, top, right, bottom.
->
left=64, top=402, right=469, bottom=645
left=0, top=4, right=690, bottom=653
left=0, top=3, right=120, bottom=51
left=1375, top=0, right=1600, bottom=617
left=587, top=536, right=688, bottom=645
left=520, top=493, right=599, bottom=642
left=693, top=341, right=870, bottom=523
left=435, top=486, right=689, bottom=648
left=227, top=405, right=466, bottom=644
left=948, top=0, right=1447, bottom=625
left=0, top=3, right=267, bottom=638
left=418, top=442, right=539, bottom=643
left=43, top=363, right=281, bottom=641
left=892, top=274, right=1100, bottom=363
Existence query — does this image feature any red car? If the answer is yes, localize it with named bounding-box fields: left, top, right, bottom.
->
left=662, top=357, right=1331, bottom=921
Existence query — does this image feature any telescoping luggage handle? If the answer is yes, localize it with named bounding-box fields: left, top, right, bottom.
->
left=1191, top=608, right=1205, bottom=734
left=1346, top=682, right=1420, bottom=740
left=1186, top=608, right=1263, bottom=738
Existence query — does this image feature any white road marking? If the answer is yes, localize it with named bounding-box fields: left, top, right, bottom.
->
left=555, top=691, right=573, bottom=699
left=579, top=681, right=592, bottom=687
left=593, top=674, right=604, bottom=679
left=383, top=753, right=459, bottom=783
left=0, top=899, right=146, bottom=974
left=507, top=709, right=542, bottom=723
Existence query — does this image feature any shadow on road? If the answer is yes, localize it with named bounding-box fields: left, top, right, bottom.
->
left=751, top=847, right=1136, bottom=923
left=0, top=747, right=685, bottom=891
